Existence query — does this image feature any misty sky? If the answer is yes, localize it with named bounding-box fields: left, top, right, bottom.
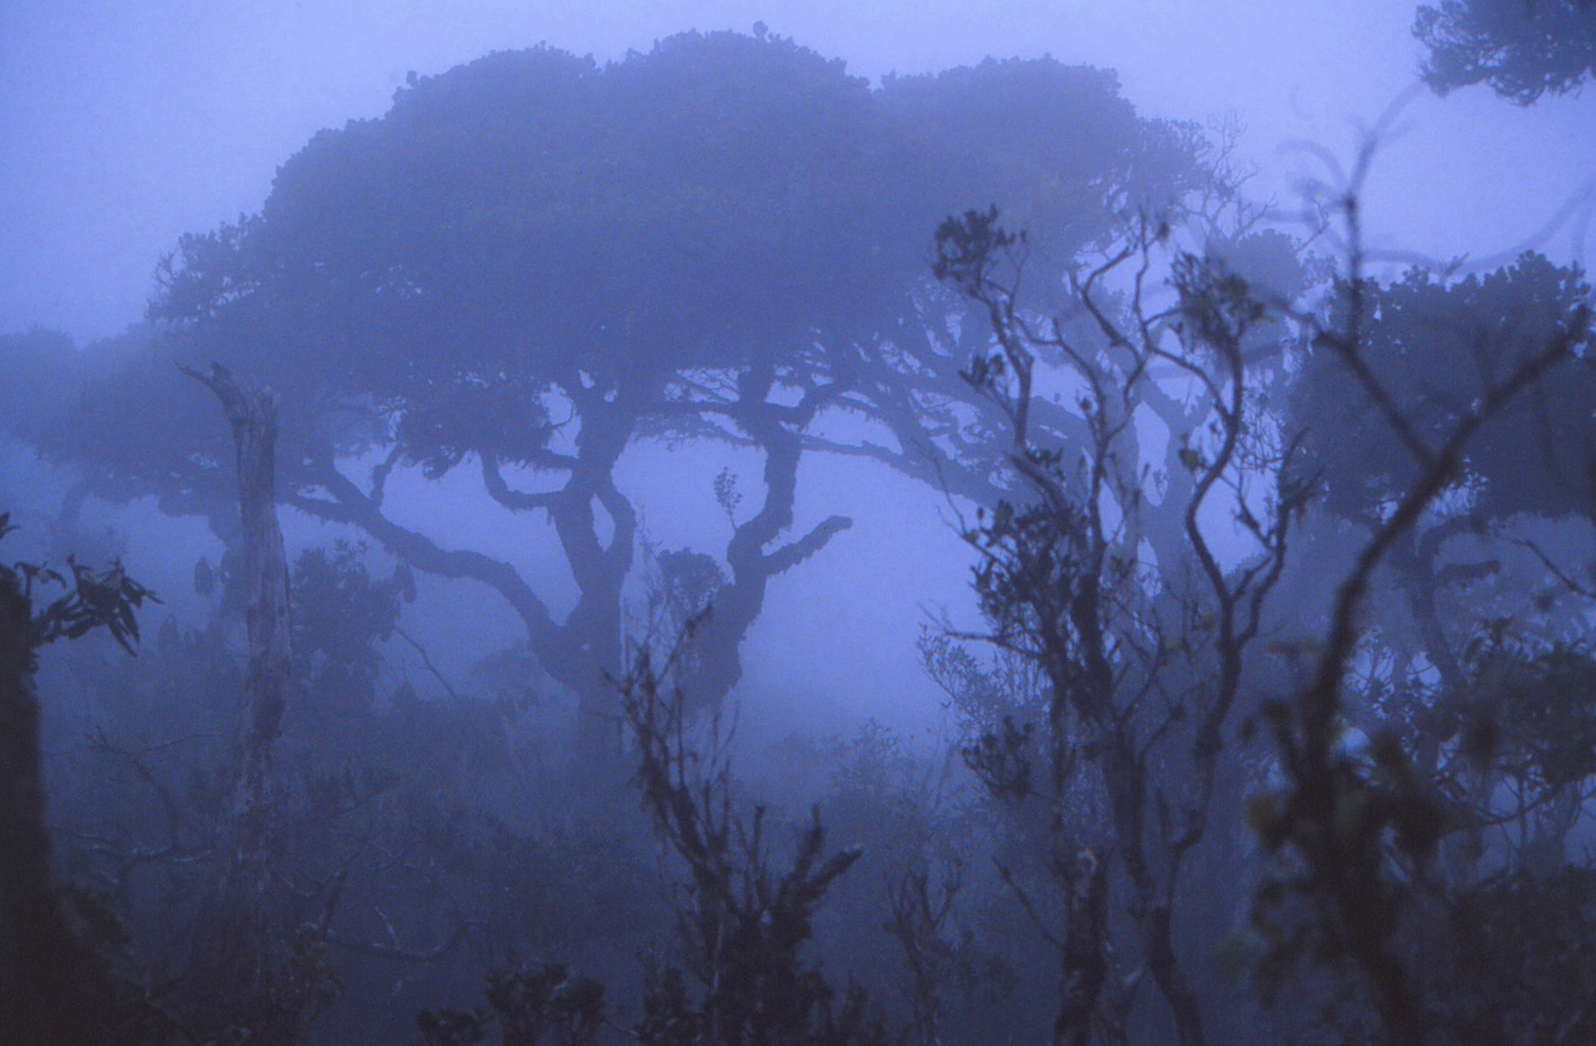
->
left=4, top=0, right=1595, bottom=343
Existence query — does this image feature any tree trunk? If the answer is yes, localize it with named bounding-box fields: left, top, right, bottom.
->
left=1053, top=846, right=1108, bottom=1046
left=181, top=362, right=293, bottom=1026
left=0, top=573, right=102, bottom=1043
left=185, top=363, right=292, bottom=876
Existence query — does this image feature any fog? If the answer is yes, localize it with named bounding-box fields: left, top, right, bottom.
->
left=3, top=3, right=1596, bottom=1044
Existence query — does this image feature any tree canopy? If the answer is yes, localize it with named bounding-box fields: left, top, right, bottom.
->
left=51, top=30, right=1209, bottom=753
left=1415, top=0, right=1596, bottom=102
left=1290, top=253, right=1596, bottom=528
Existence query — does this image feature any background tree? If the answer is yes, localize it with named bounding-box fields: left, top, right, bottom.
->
left=1249, top=152, right=1596, bottom=1043
left=1415, top=0, right=1596, bottom=102
left=799, top=61, right=1219, bottom=514
left=1288, top=253, right=1596, bottom=696
left=44, top=32, right=1209, bottom=767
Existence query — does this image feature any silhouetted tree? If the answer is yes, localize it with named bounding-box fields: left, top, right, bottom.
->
left=1250, top=162, right=1596, bottom=1045
left=45, top=33, right=1206, bottom=768
left=1415, top=0, right=1596, bottom=102
left=0, top=513, right=155, bottom=1045
left=928, top=199, right=1307, bottom=1045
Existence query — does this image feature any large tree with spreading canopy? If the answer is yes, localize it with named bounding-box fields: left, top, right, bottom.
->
left=50, top=30, right=1210, bottom=759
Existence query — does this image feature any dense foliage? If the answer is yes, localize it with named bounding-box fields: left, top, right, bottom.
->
left=1416, top=0, right=1596, bottom=101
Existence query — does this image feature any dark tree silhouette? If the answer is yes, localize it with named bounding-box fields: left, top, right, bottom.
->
left=1416, top=0, right=1596, bottom=102
left=0, top=513, right=156, bottom=1045
left=927, top=200, right=1305, bottom=1045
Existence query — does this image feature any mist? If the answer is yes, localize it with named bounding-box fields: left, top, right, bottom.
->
left=3, top=3, right=1596, bottom=1044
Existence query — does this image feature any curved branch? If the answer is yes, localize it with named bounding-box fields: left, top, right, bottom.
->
left=286, top=462, right=560, bottom=652
left=479, top=454, right=559, bottom=513
left=764, top=516, right=853, bottom=576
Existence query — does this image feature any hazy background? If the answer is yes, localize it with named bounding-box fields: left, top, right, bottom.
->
left=5, top=7, right=1596, bottom=1040
left=4, top=0, right=1595, bottom=738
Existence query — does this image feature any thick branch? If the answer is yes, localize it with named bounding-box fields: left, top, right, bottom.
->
left=287, top=461, right=561, bottom=653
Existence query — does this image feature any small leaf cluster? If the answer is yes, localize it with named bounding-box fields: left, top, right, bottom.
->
left=0, top=511, right=159, bottom=654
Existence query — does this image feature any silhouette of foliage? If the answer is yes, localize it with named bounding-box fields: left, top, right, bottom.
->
left=2, top=512, right=159, bottom=654
left=618, top=634, right=890, bottom=1046
left=0, top=513, right=157, bottom=1044
left=1416, top=0, right=1596, bottom=102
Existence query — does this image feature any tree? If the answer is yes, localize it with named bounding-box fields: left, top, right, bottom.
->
left=918, top=142, right=1596, bottom=1042
left=617, top=636, right=887, bottom=1046
left=413, top=627, right=891, bottom=1046
left=1415, top=0, right=1596, bottom=102
left=924, top=199, right=1307, bottom=1045
left=50, top=32, right=1205, bottom=765
left=0, top=513, right=156, bottom=1045
left=1287, top=253, right=1596, bottom=692
left=1248, top=159, right=1596, bottom=1044
left=799, top=63, right=1217, bottom=513
left=172, top=362, right=301, bottom=1036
